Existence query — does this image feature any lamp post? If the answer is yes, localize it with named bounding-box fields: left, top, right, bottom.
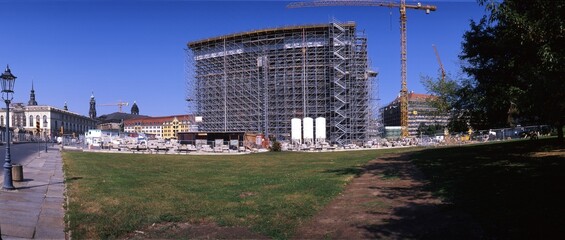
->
left=44, top=119, right=48, bottom=153
left=1, top=65, right=16, bottom=190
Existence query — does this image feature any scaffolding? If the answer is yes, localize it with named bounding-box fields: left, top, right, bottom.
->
left=187, top=21, right=376, bottom=145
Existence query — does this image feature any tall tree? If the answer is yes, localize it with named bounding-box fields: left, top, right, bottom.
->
left=460, top=0, right=565, bottom=142
left=420, top=74, right=470, bottom=132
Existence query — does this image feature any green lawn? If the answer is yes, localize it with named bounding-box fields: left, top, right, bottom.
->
left=65, top=139, right=565, bottom=239
left=63, top=148, right=414, bottom=239
left=410, top=138, right=565, bottom=239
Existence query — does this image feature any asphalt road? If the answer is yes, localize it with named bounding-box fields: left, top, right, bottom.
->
left=0, top=142, right=51, bottom=176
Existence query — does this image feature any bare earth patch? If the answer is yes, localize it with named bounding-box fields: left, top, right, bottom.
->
left=125, top=221, right=269, bottom=239
left=530, top=149, right=565, bottom=157
left=293, top=154, right=483, bottom=239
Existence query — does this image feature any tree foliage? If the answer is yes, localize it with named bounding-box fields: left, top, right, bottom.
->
left=420, top=73, right=469, bottom=132
left=420, top=74, right=459, bottom=114
left=270, top=141, right=281, bottom=152
left=417, top=122, right=444, bottom=136
left=459, top=0, right=565, bottom=141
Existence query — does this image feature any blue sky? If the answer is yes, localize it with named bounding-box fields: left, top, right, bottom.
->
left=0, top=0, right=486, bottom=117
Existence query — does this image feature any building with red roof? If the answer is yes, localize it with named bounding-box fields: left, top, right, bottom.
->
left=381, top=92, right=449, bottom=137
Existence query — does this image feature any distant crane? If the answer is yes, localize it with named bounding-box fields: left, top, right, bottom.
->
left=287, top=0, right=437, bottom=137
left=101, top=101, right=129, bottom=113
left=432, top=44, right=446, bottom=83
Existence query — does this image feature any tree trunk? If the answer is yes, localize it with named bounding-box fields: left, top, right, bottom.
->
left=557, top=123, right=564, bottom=144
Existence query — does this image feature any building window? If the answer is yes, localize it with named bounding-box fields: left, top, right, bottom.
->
left=0, top=115, right=3, bottom=126
left=43, top=115, right=48, bottom=127
left=29, top=115, right=34, bottom=127
left=36, top=115, right=40, bottom=125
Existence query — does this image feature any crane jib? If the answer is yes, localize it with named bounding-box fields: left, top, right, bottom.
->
left=287, top=1, right=436, bottom=11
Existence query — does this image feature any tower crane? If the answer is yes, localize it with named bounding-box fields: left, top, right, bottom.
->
left=287, top=0, right=437, bottom=137
left=432, top=44, right=446, bottom=83
left=101, top=101, right=129, bottom=113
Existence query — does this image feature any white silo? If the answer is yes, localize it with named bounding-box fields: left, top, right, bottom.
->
left=291, top=118, right=302, bottom=144
left=315, top=117, right=326, bottom=143
left=303, top=117, right=314, bottom=145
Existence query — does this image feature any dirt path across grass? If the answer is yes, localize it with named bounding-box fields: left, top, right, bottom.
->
left=293, top=153, right=483, bottom=239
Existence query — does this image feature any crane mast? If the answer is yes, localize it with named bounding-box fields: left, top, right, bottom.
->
left=399, top=0, right=409, bottom=137
left=287, top=0, right=436, bottom=137
left=432, top=44, right=446, bottom=83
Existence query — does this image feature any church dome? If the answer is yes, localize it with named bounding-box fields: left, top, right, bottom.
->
left=131, top=101, right=139, bottom=115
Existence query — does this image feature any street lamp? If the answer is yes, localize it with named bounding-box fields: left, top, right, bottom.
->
left=44, top=119, right=48, bottom=153
left=1, top=65, right=16, bottom=190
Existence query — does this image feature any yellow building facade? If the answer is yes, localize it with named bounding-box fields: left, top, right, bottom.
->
left=124, top=115, right=195, bottom=140
left=162, top=116, right=192, bottom=139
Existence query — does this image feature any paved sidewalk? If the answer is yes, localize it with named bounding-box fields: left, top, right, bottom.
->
left=0, top=147, right=66, bottom=239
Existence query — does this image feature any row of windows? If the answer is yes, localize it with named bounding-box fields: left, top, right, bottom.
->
left=0, top=114, right=93, bottom=133
left=0, top=115, right=48, bottom=127
left=127, top=121, right=190, bottom=126
left=163, top=121, right=189, bottom=125
left=127, top=122, right=163, bottom=126
left=125, top=126, right=162, bottom=129
left=61, top=114, right=91, bottom=125
left=28, top=115, right=48, bottom=127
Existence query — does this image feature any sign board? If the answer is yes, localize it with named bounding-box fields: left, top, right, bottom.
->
left=215, top=139, right=223, bottom=147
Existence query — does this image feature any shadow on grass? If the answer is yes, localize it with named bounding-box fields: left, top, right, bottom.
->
left=66, top=176, right=83, bottom=182
left=405, top=138, right=565, bottom=239
left=323, top=167, right=363, bottom=176
left=358, top=153, right=483, bottom=239
left=343, top=138, right=565, bottom=239
left=360, top=203, right=483, bottom=239
left=365, top=154, right=422, bottom=181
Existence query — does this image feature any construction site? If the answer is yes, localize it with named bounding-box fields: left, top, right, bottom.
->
left=187, top=22, right=377, bottom=145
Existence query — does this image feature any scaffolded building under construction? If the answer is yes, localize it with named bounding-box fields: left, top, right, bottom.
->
left=187, top=21, right=376, bottom=145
